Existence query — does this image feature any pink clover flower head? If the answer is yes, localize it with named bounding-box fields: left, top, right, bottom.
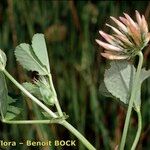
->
left=96, top=10, right=150, bottom=60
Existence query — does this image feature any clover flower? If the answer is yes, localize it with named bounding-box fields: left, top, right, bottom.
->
left=96, top=10, right=150, bottom=60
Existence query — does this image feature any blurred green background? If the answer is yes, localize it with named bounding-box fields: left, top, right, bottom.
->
left=0, top=0, right=150, bottom=150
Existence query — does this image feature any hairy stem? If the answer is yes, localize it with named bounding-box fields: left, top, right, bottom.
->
left=131, top=108, right=142, bottom=150
left=48, top=74, right=63, bottom=117
left=3, top=120, right=53, bottom=124
left=119, top=51, right=143, bottom=150
left=60, top=120, right=96, bottom=150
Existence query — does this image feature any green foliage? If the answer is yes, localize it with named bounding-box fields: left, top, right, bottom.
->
left=15, top=43, right=48, bottom=75
left=0, top=72, right=8, bottom=118
left=15, top=34, right=50, bottom=75
left=0, top=72, right=21, bottom=121
left=135, top=68, right=150, bottom=107
left=35, top=76, right=54, bottom=105
left=103, top=61, right=135, bottom=104
left=102, top=61, right=150, bottom=107
left=23, top=76, right=55, bottom=106
left=0, top=1, right=150, bottom=149
left=99, top=81, right=114, bottom=98
left=5, top=97, right=22, bottom=120
left=22, top=82, right=42, bottom=98
left=140, top=68, right=150, bottom=83
left=16, top=34, right=56, bottom=106
left=0, top=49, right=7, bottom=70
left=32, top=33, right=50, bottom=73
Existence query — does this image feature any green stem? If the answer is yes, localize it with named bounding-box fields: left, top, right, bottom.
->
left=3, top=69, right=57, bottom=119
left=48, top=74, right=63, bottom=117
left=60, top=120, right=96, bottom=150
left=131, top=108, right=142, bottom=150
left=119, top=51, right=143, bottom=150
left=2, top=120, right=53, bottom=124
left=48, top=74, right=96, bottom=149
left=3, top=69, right=96, bottom=150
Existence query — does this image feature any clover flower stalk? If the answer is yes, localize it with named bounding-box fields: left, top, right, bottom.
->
left=96, top=11, right=149, bottom=149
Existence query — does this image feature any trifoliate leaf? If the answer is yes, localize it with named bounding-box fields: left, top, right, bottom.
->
left=15, top=43, right=48, bottom=75
left=104, top=61, right=135, bottom=104
left=32, top=34, right=50, bottom=73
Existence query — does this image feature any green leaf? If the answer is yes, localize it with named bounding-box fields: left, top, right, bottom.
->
left=135, top=68, right=150, bottom=107
left=15, top=43, right=48, bottom=75
left=39, top=87, right=54, bottom=105
left=4, top=112, right=16, bottom=121
left=104, top=61, right=135, bottom=104
left=7, top=105, right=21, bottom=115
left=32, top=34, right=50, bottom=73
left=5, top=96, right=22, bottom=120
left=23, top=82, right=42, bottom=99
left=7, top=96, right=16, bottom=104
left=99, top=81, right=114, bottom=98
left=140, top=68, right=150, bottom=83
left=0, top=49, right=7, bottom=70
left=23, top=78, right=55, bottom=106
left=35, top=77, right=55, bottom=105
left=0, top=72, right=8, bottom=118
left=4, top=97, right=22, bottom=121
left=103, top=61, right=150, bottom=108
left=0, top=72, right=21, bottom=121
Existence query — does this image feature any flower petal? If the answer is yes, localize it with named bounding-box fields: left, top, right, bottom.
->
left=101, top=52, right=128, bottom=60
left=127, top=23, right=141, bottom=45
left=114, top=34, right=133, bottom=46
left=99, top=30, right=115, bottom=45
left=135, top=10, right=142, bottom=27
left=124, top=13, right=137, bottom=28
left=119, top=17, right=129, bottom=26
left=110, top=16, right=128, bottom=33
left=96, top=39, right=122, bottom=51
left=141, top=15, right=148, bottom=33
left=106, top=23, right=124, bottom=36
left=145, top=32, right=150, bottom=43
